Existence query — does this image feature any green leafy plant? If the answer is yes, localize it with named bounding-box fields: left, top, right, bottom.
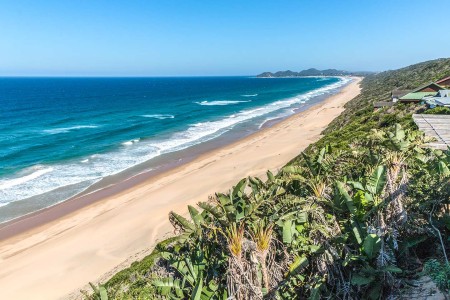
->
left=423, top=259, right=450, bottom=292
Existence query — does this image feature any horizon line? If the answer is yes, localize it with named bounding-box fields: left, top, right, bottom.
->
left=0, top=74, right=367, bottom=79
left=0, top=74, right=257, bottom=78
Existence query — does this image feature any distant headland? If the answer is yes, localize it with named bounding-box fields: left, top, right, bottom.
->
left=256, top=68, right=373, bottom=78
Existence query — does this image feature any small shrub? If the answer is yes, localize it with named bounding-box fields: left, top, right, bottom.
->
left=423, top=259, right=450, bottom=292
left=424, top=106, right=450, bottom=115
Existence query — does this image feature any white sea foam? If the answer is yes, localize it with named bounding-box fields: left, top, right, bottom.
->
left=42, top=125, right=98, bottom=135
left=0, top=77, right=351, bottom=206
left=151, top=78, right=351, bottom=153
left=241, top=94, right=258, bottom=97
left=0, top=165, right=102, bottom=205
left=141, top=114, right=174, bottom=119
left=258, top=117, right=276, bottom=129
left=0, top=167, right=54, bottom=190
left=122, top=138, right=140, bottom=146
left=152, top=77, right=351, bottom=154
left=195, top=100, right=250, bottom=106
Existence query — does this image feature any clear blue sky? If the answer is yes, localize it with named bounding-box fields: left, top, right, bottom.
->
left=1, top=0, right=448, bottom=76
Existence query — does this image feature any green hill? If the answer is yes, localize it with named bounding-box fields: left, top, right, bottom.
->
left=256, top=68, right=373, bottom=77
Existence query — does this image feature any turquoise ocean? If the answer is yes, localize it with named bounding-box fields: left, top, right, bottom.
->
left=0, top=76, right=351, bottom=223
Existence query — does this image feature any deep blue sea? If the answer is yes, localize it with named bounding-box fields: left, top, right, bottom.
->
left=0, top=76, right=350, bottom=222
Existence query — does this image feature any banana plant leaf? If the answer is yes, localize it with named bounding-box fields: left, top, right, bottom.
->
left=366, top=165, right=387, bottom=196
left=170, top=212, right=195, bottom=232
left=362, top=234, right=381, bottom=259
left=188, top=205, right=204, bottom=227
left=267, top=170, right=275, bottom=182
left=152, top=278, right=185, bottom=298
left=351, top=274, right=374, bottom=286
left=282, top=219, right=294, bottom=244
left=350, top=218, right=364, bottom=244
left=436, top=160, right=450, bottom=177
left=232, top=178, right=247, bottom=199
left=191, top=278, right=203, bottom=300
left=287, top=256, right=309, bottom=276
left=336, top=181, right=356, bottom=215
left=99, top=286, right=108, bottom=300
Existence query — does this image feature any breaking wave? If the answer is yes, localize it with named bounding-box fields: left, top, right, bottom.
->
left=140, top=114, right=175, bottom=119
left=195, top=100, right=250, bottom=106
left=42, top=125, right=99, bottom=135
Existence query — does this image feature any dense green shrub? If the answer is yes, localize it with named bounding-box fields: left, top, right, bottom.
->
left=424, top=106, right=450, bottom=115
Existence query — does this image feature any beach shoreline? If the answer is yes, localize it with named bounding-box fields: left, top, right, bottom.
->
left=0, top=77, right=361, bottom=300
left=0, top=77, right=346, bottom=237
left=0, top=77, right=346, bottom=227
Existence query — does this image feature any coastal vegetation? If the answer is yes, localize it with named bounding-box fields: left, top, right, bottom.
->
left=424, top=106, right=450, bottom=115
left=85, top=58, right=450, bottom=299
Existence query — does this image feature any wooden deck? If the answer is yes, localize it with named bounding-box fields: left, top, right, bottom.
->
left=413, top=114, right=450, bottom=149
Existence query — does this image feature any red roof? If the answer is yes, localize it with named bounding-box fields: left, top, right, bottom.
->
left=412, top=82, right=443, bottom=93
left=436, top=76, right=450, bottom=85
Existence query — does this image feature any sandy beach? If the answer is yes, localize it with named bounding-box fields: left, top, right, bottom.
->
left=0, top=78, right=361, bottom=299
